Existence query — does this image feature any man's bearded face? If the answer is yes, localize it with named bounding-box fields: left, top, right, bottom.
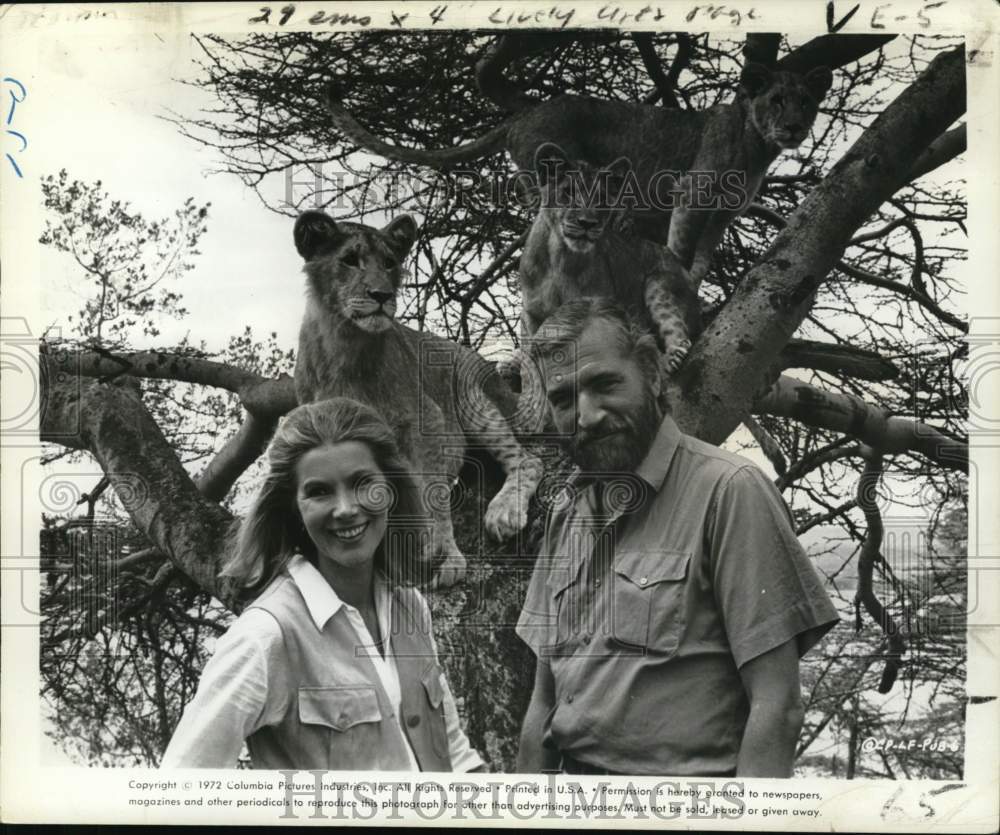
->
left=541, top=318, right=663, bottom=475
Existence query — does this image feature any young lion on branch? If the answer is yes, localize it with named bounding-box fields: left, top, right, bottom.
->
left=293, top=210, right=542, bottom=588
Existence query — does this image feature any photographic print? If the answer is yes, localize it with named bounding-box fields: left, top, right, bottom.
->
left=1, top=1, right=997, bottom=829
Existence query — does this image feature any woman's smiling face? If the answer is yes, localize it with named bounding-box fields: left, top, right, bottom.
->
left=294, top=441, right=389, bottom=572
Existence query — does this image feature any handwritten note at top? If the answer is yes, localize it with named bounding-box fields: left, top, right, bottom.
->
left=244, top=1, right=951, bottom=30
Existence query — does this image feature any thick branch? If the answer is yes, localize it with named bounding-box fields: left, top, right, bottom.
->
left=780, top=339, right=899, bottom=381
left=197, top=412, right=278, bottom=503
left=49, top=343, right=298, bottom=417
left=755, top=375, right=967, bottom=473
left=778, top=34, right=897, bottom=74
left=40, top=365, right=235, bottom=604
left=633, top=34, right=677, bottom=107
left=907, top=124, right=966, bottom=183
left=743, top=414, right=787, bottom=475
left=669, top=46, right=966, bottom=441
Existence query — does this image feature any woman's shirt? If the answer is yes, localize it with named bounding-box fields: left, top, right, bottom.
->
left=162, top=555, right=484, bottom=771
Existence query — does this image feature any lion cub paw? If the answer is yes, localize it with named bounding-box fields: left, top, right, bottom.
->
left=484, top=483, right=529, bottom=541
left=662, top=338, right=692, bottom=374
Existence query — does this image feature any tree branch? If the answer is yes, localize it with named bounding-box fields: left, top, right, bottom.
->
left=743, top=414, right=787, bottom=475
left=745, top=202, right=965, bottom=333
left=906, top=124, right=966, bottom=183
left=853, top=451, right=906, bottom=694
left=40, top=362, right=235, bottom=604
left=754, top=375, right=967, bottom=473
left=780, top=339, right=899, bottom=381
left=197, top=412, right=278, bottom=503
left=777, top=34, right=897, bottom=74
left=671, top=42, right=966, bottom=440
left=633, top=34, right=677, bottom=107
left=46, top=342, right=298, bottom=417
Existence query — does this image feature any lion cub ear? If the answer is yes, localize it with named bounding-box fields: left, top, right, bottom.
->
left=739, top=62, right=772, bottom=97
left=805, top=66, right=834, bottom=100
left=294, top=211, right=342, bottom=261
left=382, top=215, right=418, bottom=259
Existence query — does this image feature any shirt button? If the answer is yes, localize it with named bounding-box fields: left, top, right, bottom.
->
left=639, top=577, right=648, bottom=586
left=582, top=633, right=591, bottom=645
left=565, top=694, right=574, bottom=704
left=594, top=578, right=602, bottom=587
left=407, top=715, right=420, bottom=728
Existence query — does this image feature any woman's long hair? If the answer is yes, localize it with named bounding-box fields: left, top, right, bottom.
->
left=221, top=397, right=431, bottom=592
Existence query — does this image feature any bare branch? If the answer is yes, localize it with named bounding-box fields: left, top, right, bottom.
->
left=744, top=203, right=967, bottom=333
left=633, top=34, right=677, bottom=107
left=778, top=34, right=897, bottom=74
left=906, top=124, right=966, bottom=183
left=853, top=451, right=906, bottom=693
left=743, top=414, right=787, bottom=475
left=40, top=363, right=235, bottom=604
left=755, top=375, right=967, bottom=473
left=47, top=343, right=297, bottom=418
left=780, top=339, right=899, bottom=381
left=197, top=412, right=278, bottom=503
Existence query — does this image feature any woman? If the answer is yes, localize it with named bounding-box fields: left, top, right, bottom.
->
left=162, top=397, right=484, bottom=771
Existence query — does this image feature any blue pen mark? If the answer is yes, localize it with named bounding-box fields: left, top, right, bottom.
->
left=3, top=77, right=26, bottom=125
left=6, top=130, right=26, bottom=151
left=3, top=78, right=26, bottom=177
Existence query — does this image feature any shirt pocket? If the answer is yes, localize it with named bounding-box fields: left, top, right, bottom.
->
left=610, top=549, right=691, bottom=655
left=420, top=664, right=450, bottom=759
left=298, top=685, right=383, bottom=769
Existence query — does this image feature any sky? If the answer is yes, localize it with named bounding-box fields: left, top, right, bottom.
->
left=35, top=29, right=307, bottom=352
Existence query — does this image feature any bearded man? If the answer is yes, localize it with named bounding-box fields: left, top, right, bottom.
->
left=515, top=298, right=839, bottom=777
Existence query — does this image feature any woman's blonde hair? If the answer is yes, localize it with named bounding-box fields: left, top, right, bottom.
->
left=221, top=397, right=431, bottom=591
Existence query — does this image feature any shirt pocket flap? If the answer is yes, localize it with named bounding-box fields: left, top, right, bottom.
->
left=421, top=665, right=445, bottom=709
left=613, top=549, right=691, bottom=588
left=545, top=556, right=584, bottom=598
left=298, top=686, right=382, bottom=732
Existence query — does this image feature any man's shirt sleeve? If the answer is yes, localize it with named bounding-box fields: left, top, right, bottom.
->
left=707, top=464, right=840, bottom=669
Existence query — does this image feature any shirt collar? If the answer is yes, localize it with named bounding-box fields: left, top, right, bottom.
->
left=285, top=553, right=390, bottom=632
left=565, top=412, right=683, bottom=494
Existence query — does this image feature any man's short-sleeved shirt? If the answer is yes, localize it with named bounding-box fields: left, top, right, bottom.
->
left=516, top=414, right=839, bottom=776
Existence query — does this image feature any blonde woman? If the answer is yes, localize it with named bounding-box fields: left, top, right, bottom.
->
left=163, top=397, right=484, bottom=771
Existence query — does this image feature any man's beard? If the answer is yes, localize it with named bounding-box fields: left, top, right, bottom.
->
left=565, top=392, right=662, bottom=474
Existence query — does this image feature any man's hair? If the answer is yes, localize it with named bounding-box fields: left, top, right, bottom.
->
left=525, top=297, right=662, bottom=385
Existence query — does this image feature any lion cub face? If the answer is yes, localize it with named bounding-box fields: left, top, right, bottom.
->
left=741, top=63, right=833, bottom=149
left=294, top=211, right=418, bottom=334
left=532, top=142, right=630, bottom=255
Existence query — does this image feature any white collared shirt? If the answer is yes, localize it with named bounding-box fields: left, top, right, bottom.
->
left=162, top=555, right=484, bottom=771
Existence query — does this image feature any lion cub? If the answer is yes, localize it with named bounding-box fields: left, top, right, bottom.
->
left=294, top=210, right=542, bottom=587
left=503, top=143, right=701, bottom=423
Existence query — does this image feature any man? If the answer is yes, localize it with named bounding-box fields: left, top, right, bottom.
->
left=515, top=298, right=839, bottom=777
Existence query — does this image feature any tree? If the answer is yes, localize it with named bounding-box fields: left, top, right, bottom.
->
left=40, top=31, right=967, bottom=773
